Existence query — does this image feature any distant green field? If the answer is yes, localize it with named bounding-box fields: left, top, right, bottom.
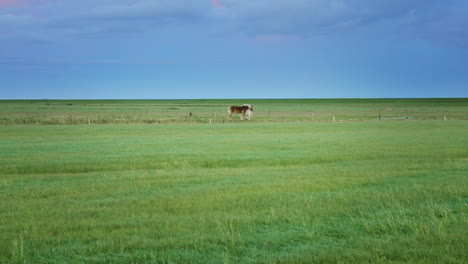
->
left=1, top=98, right=467, bottom=125
left=0, top=99, right=467, bottom=263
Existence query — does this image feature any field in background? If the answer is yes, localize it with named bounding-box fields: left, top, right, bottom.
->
left=0, top=99, right=467, bottom=263
left=0, top=98, right=467, bottom=125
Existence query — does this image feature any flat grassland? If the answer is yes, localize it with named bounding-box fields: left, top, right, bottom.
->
left=1, top=98, right=467, bottom=125
left=0, top=99, right=467, bottom=263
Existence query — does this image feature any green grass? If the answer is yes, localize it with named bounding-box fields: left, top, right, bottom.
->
left=0, top=98, right=467, bottom=124
left=0, top=99, right=467, bottom=263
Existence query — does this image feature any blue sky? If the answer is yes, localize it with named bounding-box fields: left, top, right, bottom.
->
left=1, top=0, right=467, bottom=99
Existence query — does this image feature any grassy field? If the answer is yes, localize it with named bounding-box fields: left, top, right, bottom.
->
left=0, top=98, right=467, bottom=125
left=0, top=99, right=467, bottom=263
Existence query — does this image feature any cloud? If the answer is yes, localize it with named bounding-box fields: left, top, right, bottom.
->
left=0, top=0, right=467, bottom=48
left=211, top=0, right=226, bottom=8
left=399, top=1, right=468, bottom=48
left=213, top=0, right=468, bottom=47
left=205, top=0, right=436, bottom=44
left=0, top=0, right=210, bottom=41
left=0, top=0, right=24, bottom=8
left=212, top=0, right=428, bottom=35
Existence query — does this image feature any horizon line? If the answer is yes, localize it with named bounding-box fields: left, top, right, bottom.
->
left=0, top=97, right=467, bottom=101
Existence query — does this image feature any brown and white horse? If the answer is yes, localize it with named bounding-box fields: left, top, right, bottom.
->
left=228, top=104, right=253, bottom=120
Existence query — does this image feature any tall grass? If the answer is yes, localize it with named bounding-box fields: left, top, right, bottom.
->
left=1, top=120, right=467, bottom=263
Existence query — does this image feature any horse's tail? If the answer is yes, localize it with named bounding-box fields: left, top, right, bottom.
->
left=227, top=106, right=232, bottom=120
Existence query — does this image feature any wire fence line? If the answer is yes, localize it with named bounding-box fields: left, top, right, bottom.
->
left=0, top=110, right=465, bottom=125
left=1, top=99, right=467, bottom=125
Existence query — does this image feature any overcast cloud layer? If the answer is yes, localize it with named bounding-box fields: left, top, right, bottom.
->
left=2, top=0, right=467, bottom=45
left=1, top=0, right=467, bottom=99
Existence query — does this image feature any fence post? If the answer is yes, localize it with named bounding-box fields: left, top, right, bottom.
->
left=312, top=112, right=315, bottom=121
left=209, top=118, right=212, bottom=124
left=333, top=115, right=336, bottom=122
left=379, top=113, right=381, bottom=121
left=444, top=115, right=447, bottom=121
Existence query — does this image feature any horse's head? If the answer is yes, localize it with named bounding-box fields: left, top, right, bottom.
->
left=242, top=104, right=253, bottom=111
